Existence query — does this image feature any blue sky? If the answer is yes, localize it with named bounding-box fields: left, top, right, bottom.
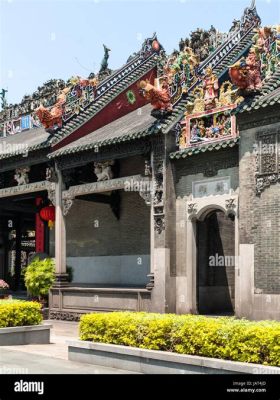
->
left=0, top=0, right=279, bottom=104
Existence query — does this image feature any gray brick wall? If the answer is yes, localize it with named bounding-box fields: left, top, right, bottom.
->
left=64, top=190, right=150, bottom=257
left=49, top=157, right=150, bottom=258
left=119, top=155, right=145, bottom=177
left=175, top=147, right=239, bottom=198
left=238, top=111, right=280, bottom=295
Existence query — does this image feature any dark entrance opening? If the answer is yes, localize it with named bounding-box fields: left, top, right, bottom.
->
left=0, top=194, right=49, bottom=291
left=196, top=209, right=235, bottom=315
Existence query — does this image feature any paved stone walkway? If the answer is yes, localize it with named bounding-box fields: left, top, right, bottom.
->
left=0, top=320, right=136, bottom=374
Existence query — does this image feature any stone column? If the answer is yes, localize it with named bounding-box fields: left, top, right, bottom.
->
left=150, top=133, right=176, bottom=313
left=54, top=165, right=68, bottom=286
left=236, top=244, right=254, bottom=318
left=185, top=214, right=197, bottom=314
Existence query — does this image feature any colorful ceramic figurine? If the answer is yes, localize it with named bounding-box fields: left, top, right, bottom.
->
left=36, top=89, right=68, bottom=130
left=202, top=67, right=219, bottom=110
left=229, top=48, right=262, bottom=92
left=69, top=76, right=98, bottom=88
left=218, top=81, right=244, bottom=106
left=246, top=48, right=262, bottom=90
left=254, top=27, right=273, bottom=55
left=139, top=80, right=173, bottom=113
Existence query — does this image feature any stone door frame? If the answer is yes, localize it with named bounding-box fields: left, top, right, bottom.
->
left=185, top=190, right=239, bottom=314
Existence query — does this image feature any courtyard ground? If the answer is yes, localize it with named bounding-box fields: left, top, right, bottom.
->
left=0, top=320, right=136, bottom=374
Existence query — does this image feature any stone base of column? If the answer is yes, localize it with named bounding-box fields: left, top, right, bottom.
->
left=53, top=273, right=69, bottom=287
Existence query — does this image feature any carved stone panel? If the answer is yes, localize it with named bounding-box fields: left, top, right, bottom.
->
left=152, top=137, right=165, bottom=235
left=255, top=131, right=280, bottom=195
left=192, top=177, right=231, bottom=198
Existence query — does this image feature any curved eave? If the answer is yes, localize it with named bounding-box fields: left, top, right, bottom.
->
left=0, top=141, right=50, bottom=161
left=169, top=137, right=239, bottom=160
left=48, top=126, right=159, bottom=159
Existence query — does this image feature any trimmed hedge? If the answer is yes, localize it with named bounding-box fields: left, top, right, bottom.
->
left=80, top=312, right=280, bottom=366
left=0, top=300, right=43, bottom=328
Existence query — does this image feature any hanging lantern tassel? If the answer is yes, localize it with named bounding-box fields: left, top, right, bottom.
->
left=48, top=220, right=54, bottom=230
left=40, top=206, right=55, bottom=230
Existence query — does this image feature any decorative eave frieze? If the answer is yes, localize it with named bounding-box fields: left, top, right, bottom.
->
left=63, top=175, right=144, bottom=198
left=61, top=175, right=151, bottom=215
left=0, top=180, right=55, bottom=199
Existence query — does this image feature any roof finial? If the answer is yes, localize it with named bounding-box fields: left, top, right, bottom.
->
left=0, top=88, right=8, bottom=109
left=99, top=44, right=111, bottom=74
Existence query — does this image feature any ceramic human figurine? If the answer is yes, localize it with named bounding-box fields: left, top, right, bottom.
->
left=202, top=67, right=219, bottom=110
left=229, top=47, right=262, bottom=92
left=218, top=81, right=244, bottom=106
left=246, top=49, right=262, bottom=90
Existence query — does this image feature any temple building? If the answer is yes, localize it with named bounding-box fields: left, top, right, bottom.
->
left=0, top=1, right=279, bottom=320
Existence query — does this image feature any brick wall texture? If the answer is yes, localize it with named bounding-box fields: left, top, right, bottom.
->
left=239, top=117, right=280, bottom=294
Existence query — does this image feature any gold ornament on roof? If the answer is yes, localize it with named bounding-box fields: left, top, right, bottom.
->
left=185, top=86, right=205, bottom=115
left=218, top=81, right=244, bottom=106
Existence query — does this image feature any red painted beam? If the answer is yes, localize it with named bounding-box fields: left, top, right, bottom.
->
left=53, top=68, right=157, bottom=151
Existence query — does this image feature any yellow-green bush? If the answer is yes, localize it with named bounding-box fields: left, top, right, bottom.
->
left=0, top=300, right=42, bottom=328
left=79, top=312, right=280, bottom=366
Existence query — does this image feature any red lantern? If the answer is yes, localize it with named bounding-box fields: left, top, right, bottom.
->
left=40, top=206, right=55, bottom=229
left=152, top=40, right=160, bottom=52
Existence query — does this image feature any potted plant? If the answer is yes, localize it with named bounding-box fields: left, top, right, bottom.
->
left=23, top=257, right=55, bottom=318
left=0, top=280, right=9, bottom=299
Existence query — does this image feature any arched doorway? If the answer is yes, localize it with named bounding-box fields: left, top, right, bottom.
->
left=196, top=209, right=235, bottom=315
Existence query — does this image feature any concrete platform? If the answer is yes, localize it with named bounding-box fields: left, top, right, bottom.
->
left=0, top=324, right=51, bottom=346
left=0, top=320, right=137, bottom=374
left=68, top=340, right=280, bottom=375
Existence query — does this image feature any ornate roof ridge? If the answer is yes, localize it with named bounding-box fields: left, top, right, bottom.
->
left=0, top=34, right=163, bottom=139
left=235, top=55, right=280, bottom=114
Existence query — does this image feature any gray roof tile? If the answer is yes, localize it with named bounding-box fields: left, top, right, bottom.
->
left=49, top=104, right=156, bottom=158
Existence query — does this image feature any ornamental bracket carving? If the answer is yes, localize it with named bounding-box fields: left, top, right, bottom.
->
left=225, top=198, right=237, bottom=217
left=63, top=198, right=74, bottom=216
left=187, top=202, right=198, bottom=220
left=47, top=188, right=56, bottom=206
left=139, top=190, right=152, bottom=206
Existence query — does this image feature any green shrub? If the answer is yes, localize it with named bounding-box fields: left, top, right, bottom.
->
left=24, top=257, right=55, bottom=301
left=0, top=300, right=42, bottom=328
left=79, top=312, right=280, bottom=366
